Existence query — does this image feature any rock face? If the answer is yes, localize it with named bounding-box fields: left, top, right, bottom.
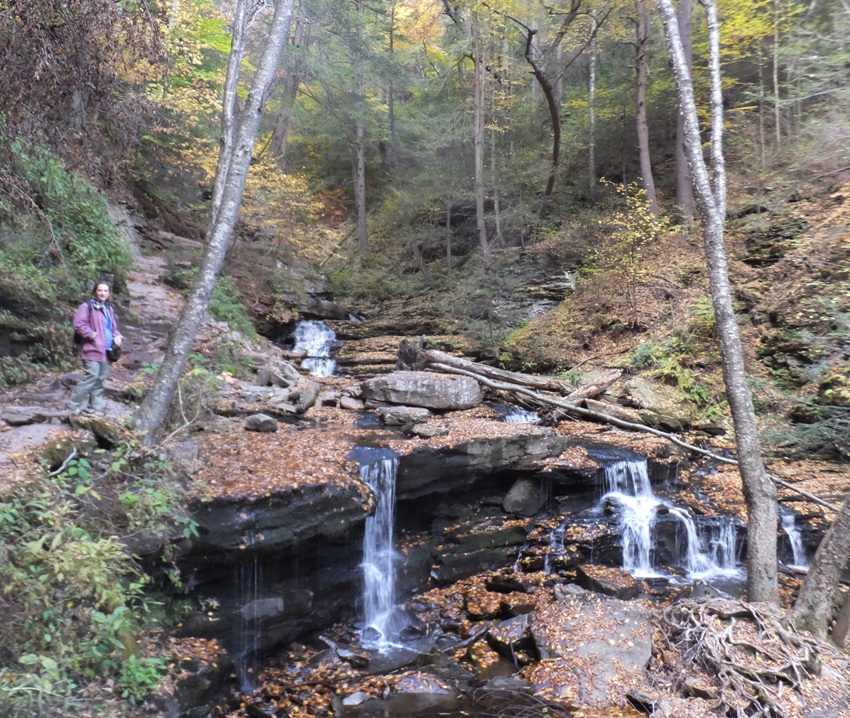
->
left=175, top=480, right=374, bottom=660
left=361, top=371, right=483, bottom=410
left=397, top=428, right=569, bottom=499
left=183, top=482, right=371, bottom=558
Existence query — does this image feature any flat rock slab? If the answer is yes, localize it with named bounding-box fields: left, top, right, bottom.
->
left=362, top=371, right=483, bottom=410
left=527, top=587, right=653, bottom=708
left=1, top=405, right=66, bottom=426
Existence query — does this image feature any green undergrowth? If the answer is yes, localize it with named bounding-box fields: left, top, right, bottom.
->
left=0, top=132, right=134, bottom=386
left=0, top=437, right=196, bottom=716
left=163, top=268, right=258, bottom=340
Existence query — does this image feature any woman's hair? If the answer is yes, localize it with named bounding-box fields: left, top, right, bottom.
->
left=91, top=281, right=111, bottom=298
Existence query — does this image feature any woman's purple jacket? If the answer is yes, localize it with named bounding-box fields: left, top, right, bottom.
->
left=73, top=301, right=123, bottom=362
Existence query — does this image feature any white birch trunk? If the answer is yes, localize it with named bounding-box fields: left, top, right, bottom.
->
left=132, top=0, right=296, bottom=441
left=675, top=0, right=695, bottom=222
left=656, top=0, right=779, bottom=604
left=211, top=0, right=267, bottom=225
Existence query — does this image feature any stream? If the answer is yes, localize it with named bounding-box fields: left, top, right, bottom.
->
left=213, top=432, right=811, bottom=717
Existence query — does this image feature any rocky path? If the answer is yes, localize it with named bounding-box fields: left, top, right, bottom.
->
left=0, top=205, right=185, bottom=490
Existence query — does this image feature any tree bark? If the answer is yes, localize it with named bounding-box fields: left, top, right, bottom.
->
left=210, top=0, right=256, bottom=225
left=269, top=6, right=308, bottom=159
left=353, top=0, right=368, bottom=258
left=473, top=13, right=489, bottom=258
left=831, top=590, right=850, bottom=647
left=772, top=0, right=781, bottom=150
left=489, top=66, right=503, bottom=248
left=675, top=0, right=695, bottom=222
left=354, top=117, right=368, bottom=257
left=635, top=0, right=658, bottom=216
left=446, top=200, right=453, bottom=286
left=132, top=0, right=296, bottom=442
left=792, top=493, right=850, bottom=638
left=588, top=34, right=597, bottom=199
left=386, top=0, right=400, bottom=171
left=656, top=0, right=779, bottom=604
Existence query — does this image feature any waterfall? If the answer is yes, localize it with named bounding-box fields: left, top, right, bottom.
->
left=292, top=320, right=337, bottom=377
left=234, top=556, right=261, bottom=692
left=543, top=521, right=566, bottom=573
left=599, top=459, right=740, bottom=580
left=781, top=509, right=809, bottom=570
left=504, top=407, right=540, bottom=424
left=357, top=449, right=406, bottom=649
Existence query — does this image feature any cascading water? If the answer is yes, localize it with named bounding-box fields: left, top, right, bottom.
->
left=292, top=320, right=337, bottom=377
left=356, top=448, right=406, bottom=649
left=780, top=508, right=809, bottom=570
left=504, top=407, right=541, bottom=424
left=598, top=459, right=741, bottom=580
left=234, top=556, right=261, bottom=692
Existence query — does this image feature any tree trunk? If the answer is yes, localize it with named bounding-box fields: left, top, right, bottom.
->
left=211, top=0, right=256, bottom=225
left=530, top=21, right=542, bottom=133
left=473, top=14, right=489, bottom=258
left=492, top=1, right=603, bottom=206
left=759, top=46, right=767, bottom=169
left=675, top=0, right=695, bottom=222
left=519, top=25, right=561, bottom=205
left=132, top=0, right=296, bottom=443
left=832, top=590, right=850, bottom=648
left=489, top=69, right=503, bottom=248
left=353, top=0, right=368, bottom=258
left=635, top=0, right=658, bottom=216
left=269, top=7, right=307, bottom=159
left=773, top=0, right=781, bottom=149
left=792, top=494, right=850, bottom=638
left=656, top=0, right=779, bottom=604
left=588, top=34, right=597, bottom=199
left=446, top=200, right=453, bottom=286
left=387, top=0, right=400, bottom=171
left=354, top=117, right=368, bottom=257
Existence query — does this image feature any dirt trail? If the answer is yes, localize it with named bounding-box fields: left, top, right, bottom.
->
left=0, top=205, right=185, bottom=490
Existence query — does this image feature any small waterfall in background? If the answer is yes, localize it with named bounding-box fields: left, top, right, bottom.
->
left=504, top=407, right=541, bottom=424
left=598, top=459, right=740, bottom=580
left=543, top=521, right=566, bottom=573
left=780, top=508, right=809, bottom=569
left=292, top=320, right=337, bottom=377
left=355, top=448, right=406, bottom=650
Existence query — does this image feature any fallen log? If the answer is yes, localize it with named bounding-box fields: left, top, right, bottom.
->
left=418, top=352, right=839, bottom=513
left=398, top=340, right=573, bottom=393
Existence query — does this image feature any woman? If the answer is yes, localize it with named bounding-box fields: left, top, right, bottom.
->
left=67, top=281, right=124, bottom=416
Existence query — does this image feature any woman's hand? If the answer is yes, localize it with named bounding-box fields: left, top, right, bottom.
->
left=114, top=336, right=123, bottom=346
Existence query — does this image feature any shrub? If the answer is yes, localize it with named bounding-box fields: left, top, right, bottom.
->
left=0, top=438, right=195, bottom=714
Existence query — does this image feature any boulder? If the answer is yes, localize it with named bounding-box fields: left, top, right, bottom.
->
left=576, top=564, right=640, bottom=600
left=408, top=423, right=450, bottom=438
left=362, top=371, right=483, bottom=410
left=486, top=614, right=535, bottom=665
left=339, top=396, right=365, bottom=411
left=503, top=477, right=547, bottom=516
left=528, top=588, right=653, bottom=708
left=379, top=405, right=431, bottom=425
left=245, top=413, right=278, bottom=433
